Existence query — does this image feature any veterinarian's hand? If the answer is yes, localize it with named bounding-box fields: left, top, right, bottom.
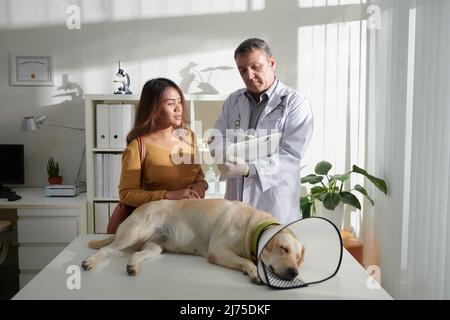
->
left=188, top=181, right=207, bottom=198
left=164, top=188, right=200, bottom=200
left=218, top=156, right=249, bottom=179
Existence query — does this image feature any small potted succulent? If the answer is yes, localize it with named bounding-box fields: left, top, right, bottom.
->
left=47, top=157, right=63, bottom=185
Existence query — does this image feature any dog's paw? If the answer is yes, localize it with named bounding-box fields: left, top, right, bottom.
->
left=242, top=262, right=260, bottom=284
left=250, top=274, right=262, bottom=285
left=127, top=264, right=139, bottom=276
left=247, top=268, right=261, bottom=284
left=242, top=270, right=261, bottom=284
left=81, top=259, right=94, bottom=271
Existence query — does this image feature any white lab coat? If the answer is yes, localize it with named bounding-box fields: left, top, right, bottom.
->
left=211, top=81, right=313, bottom=224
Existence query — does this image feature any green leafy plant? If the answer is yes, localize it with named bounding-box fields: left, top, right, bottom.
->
left=300, top=161, right=388, bottom=218
left=47, top=157, right=60, bottom=178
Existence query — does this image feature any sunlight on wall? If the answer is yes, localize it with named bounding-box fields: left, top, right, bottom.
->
left=298, top=19, right=367, bottom=233
left=249, top=0, right=266, bottom=11
left=0, top=0, right=262, bottom=29
left=81, top=65, right=113, bottom=94
left=298, top=0, right=367, bottom=8
left=136, top=48, right=241, bottom=96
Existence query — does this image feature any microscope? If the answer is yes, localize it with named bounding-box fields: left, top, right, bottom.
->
left=114, top=61, right=132, bottom=94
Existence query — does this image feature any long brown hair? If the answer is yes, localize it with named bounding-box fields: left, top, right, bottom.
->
left=126, top=78, right=188, bottom=144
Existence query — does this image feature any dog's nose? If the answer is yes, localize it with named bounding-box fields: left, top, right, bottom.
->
left=287, top=267, right=298, bottom=279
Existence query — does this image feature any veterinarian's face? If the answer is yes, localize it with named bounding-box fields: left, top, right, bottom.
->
left=235, top=49, right=276, bottom=96
left=161, top=87, right=183, bottom=127
left=260, top=229, right=305, bottom=281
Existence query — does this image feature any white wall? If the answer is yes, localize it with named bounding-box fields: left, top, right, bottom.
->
left=0, top=0, right=367, bottom=187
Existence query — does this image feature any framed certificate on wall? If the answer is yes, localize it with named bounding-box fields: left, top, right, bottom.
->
left=10, top=54, right=54, bottom=86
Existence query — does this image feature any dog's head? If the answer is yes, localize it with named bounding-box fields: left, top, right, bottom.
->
left=259, top=228, right=305, bottom=281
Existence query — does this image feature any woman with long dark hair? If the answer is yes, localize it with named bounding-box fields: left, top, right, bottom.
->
left=107, top=78, right=207, bottom=233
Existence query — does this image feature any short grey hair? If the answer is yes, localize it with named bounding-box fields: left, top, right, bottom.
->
left=234, top=38, right=273, bottom=59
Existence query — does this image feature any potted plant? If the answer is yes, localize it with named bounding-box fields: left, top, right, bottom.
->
left=47, top=157, right=63, bottom=185
left=300, top=161, right=388, bottom=228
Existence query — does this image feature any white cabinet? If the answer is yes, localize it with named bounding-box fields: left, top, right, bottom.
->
left=84, top=94, right=227, bottom=234
left=10, top=192, right=87, bottom=289
left=18, top=216, right=77, bottom=243
left=17, top=209, right=80, bottom=288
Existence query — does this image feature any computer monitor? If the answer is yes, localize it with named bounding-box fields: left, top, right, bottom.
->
left=0, top=144, right=25, bottom=192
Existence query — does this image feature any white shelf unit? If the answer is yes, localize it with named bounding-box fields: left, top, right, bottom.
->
left=84, top=94, right=227, bottom=233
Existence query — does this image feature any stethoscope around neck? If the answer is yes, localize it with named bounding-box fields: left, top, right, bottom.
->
left=233, top=80, right=280, bottom=131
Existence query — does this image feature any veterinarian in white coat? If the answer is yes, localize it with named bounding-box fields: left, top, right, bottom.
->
left=210, top=38, right=313, bottom=224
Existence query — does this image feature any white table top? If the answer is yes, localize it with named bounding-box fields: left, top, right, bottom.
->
left=0, top=188, right=86, bottom=209
left=13, top=235, right=392, bottom=300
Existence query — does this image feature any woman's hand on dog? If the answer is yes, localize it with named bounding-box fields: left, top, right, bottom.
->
left=164, top=188, right=201, bottom=200
left=188, top=181, right=207, bottom=198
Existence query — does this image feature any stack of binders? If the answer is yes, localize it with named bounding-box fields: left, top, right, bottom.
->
left=94, top=153, right=121, bottom=198
left=96, top=104, right=135, bottom=149
left=95, top=103, right=136, bottom=199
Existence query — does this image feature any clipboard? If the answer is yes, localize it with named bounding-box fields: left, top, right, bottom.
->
left=225, top=132, right=282, bottom=162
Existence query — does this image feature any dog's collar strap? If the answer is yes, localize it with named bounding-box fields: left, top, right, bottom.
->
left=251, top=219, right=280, bottom=263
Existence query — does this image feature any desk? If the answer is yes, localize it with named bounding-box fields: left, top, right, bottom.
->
left=13, top=234, right=392, bottom=300
left=0, top=188, right=87, bottom=287
left=0, top=188, right=86, bottom=211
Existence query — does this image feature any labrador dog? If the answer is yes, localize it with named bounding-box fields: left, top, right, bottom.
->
left=82, top=199, right=305, bottom=283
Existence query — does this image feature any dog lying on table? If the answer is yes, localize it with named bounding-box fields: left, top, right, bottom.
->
left=82, top=199, right=305, bottom=283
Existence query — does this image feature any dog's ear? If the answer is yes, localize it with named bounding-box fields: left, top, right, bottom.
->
left=265, top=237, right=276, bottom=252
left=285, top=228, right=298, bottom=238
left=297, top=245, right=305, bottom=266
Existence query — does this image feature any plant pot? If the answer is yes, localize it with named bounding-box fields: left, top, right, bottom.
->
left=48, top=176, right=63, bottom=185
left=314, top=200, right=344, bottom=231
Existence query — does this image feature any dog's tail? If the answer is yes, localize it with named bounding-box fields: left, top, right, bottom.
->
left=88, top=236, right=114, bottom=249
